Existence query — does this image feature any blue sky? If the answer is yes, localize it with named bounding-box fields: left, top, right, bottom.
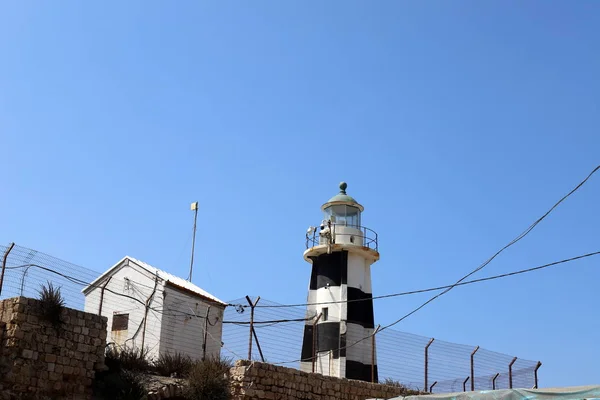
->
left=1, top=0, right=599, bottom=388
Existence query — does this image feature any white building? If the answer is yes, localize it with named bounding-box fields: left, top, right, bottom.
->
left=300, top=182, right=380, bottom=382
left=82, top=256, right=226, bottom=362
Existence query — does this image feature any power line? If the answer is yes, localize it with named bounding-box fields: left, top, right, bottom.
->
left=374, top=164, right=600, bottom=334
left=248, top=251, right=600, bottom=309
left=275, top=164, right=600, bottom=365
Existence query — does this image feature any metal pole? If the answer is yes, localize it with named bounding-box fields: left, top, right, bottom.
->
left=492, top=373, right=500, bottom=390
left=312, top=312, right=323, bottom=373
left=429, top=381, right=437, bottom=393
left=252, top=326, right=265, bottom=362
left=425, top=338, right=434, bottom=391
left=463, top=377, right=470, bottom=392
left=0, top=243, right=15, bottom=296
left=245, top=296, right=260, bottom=360
left=188, top=202, right=199, bottom=282
left=534, top=361, right=542, bottom=389
left=19, top=265, right=32, bottom=296
left=371, top=325, right=381, bottom=383
left=202, top=306, right=210, bottom=361
left=509, top=357, right=517, bottom=389
left=141, top=274, right=159, bottom=352
left=470, top=345, right=479, bottom=391
left=98, top=276, right=113, bottom=316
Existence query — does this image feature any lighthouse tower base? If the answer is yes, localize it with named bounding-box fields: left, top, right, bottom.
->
left=299, top=249, right=378, bottom=382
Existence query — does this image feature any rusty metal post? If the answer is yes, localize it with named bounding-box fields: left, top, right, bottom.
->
left=202, top=306, right=211, bottom=361
left=424, top=338, right=434, bottom=391
left=492, top=373, right=500, bottom=390
left=98, top=276, right=113, bottom=316
left=509, top=357, right=517, bottom=389
left=429, top=381, right=437, bottom=393
left=463, top=376, right=470, bottom=392
left=0, top=243, right=15, bottom=296
left=534, top=361, right=542, bottom=389
left=311, top=312, right=323, bottom=373
left=245, top=296, right=260, bottom=360
left=371, top=325, right=381, bottom=383
left=470, top=345, right=479, bottom=391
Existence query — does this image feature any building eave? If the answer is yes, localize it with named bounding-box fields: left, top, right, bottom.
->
left=164, top=281, right=227, bottom=308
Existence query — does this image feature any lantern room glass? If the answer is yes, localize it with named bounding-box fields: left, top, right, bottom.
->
left=324, top=205, right=361, bottom=228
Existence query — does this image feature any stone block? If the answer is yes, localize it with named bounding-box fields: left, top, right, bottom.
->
left=21, top=349, right=33, bottom=359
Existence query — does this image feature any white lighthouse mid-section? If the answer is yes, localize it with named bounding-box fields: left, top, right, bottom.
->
left=300, top=182, right=380, bottom=382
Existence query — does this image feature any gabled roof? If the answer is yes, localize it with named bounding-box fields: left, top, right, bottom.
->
left=82, top=256, right=226, bottom=306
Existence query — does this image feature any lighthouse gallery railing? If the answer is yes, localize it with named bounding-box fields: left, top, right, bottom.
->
left=305, top=223, right=378, bottom=251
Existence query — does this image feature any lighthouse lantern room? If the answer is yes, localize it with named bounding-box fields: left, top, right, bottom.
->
left=300, top=182, right=380, bottom=382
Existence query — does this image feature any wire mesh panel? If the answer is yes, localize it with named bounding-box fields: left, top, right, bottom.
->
left=223, top=297, right=540, bottom=393
left=1, top=243, right=540, bottom=393
left=221, top=297, right=308, bottom=366
left=0, top=243, right=98, bottom=309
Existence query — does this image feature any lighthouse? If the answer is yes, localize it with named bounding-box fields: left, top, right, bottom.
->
left=300, top=182, right=380, bottom=382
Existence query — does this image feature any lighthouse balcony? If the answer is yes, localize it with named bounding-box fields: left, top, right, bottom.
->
left=305, top=224, right=378, bottom=251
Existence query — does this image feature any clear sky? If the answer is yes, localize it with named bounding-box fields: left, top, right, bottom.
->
left=1, top=0, right=599, bottom=388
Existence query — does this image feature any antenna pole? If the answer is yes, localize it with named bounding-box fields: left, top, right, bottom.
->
left=188, top=202, right=199, bottom=282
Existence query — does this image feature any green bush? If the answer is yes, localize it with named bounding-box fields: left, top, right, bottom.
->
left=154, top=352, right=193, bottom=377
left=184, top=357, right=232, bottom=400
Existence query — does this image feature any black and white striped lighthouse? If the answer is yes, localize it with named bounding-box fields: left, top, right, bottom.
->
left=300, top=182, right=380, bottom=382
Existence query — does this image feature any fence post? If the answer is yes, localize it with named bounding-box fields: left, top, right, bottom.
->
left=245, top=296, right=260, bottom=360
left=251, top=325, right=265, bottom=362
left=312, top=312, right=323, bottom=373
left=463, top=376, right=470, bottom=392
left=509, top=357, right=517, bottom=389
left=371, top=325, right=381, bottom=383
left=0, top=242, right=15, bottom=296
left=429, top=381, right=437, bottom=393
left=202, top=306, right=211, bottom=361
left=470, top=345, right=479, bottom=391
left=424, top=338, right=434, bottom=392
left=534, top=361, right=542, bottom=389
left=492, top=373, right=500, bottom=390
left=98, top=276, right=113, bottom=316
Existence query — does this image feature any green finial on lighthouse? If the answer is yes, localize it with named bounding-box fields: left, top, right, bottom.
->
left=324, top=181, right=362, bottom=209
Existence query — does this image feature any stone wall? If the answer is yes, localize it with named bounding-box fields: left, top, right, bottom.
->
left=230, top=360, right=417, bottom=400
left=0, top=296, right=107, bottom=400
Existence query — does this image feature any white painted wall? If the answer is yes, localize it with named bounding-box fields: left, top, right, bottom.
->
left=333, top=225, right=363, bottom=246
left=84, top=259, right=225, bottom=362
left=84, top=261, right=165, bottom=360
left=160, top=284, right=224, bottom=360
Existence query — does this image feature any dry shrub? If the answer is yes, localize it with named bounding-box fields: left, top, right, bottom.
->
left=154, top=352, right=193, bottom=377
left=104, top=344, right=152, bottom=373
left=184, top=356, right=232, bottom=400
left=37, top=281, right=65, bottom=330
